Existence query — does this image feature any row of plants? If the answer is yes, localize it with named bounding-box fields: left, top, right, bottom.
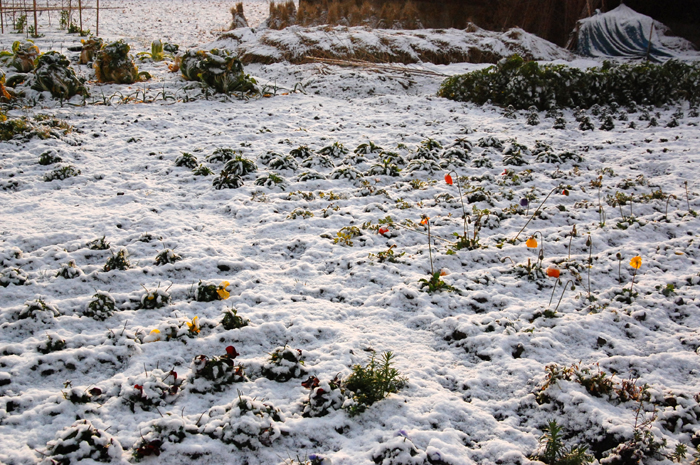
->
left=438, top=54, right=700, bottom=110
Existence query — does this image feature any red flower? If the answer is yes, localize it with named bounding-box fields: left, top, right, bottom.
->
left=501, top=169, right=508, bottom=176
left=134, top=384, right=143, bottom=391
left=301, top=376, right=320, bottom=389
left=225, top=346, right=239, bottom=358
left=444, top=173, right=453, bottom=185
left=562, top=189, right=569, bottom=196
left=546, top=266, right=561, bottom=278
left=378, top=226, right=389, bottom=235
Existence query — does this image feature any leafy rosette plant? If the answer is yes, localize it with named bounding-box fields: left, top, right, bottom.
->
left=262, top=346, right=307, bottom=382
left=43, top=419, right=124, bottom=464
left=188, top=346, right=247, bottom=393
left=122, top=368, right=182, bottom=412
left=132, top=414, right=199, bottom=460
left=31, top=51, right=87, bottom=100
left=202, top=394, right=285, bottom=449
left=94, top=40, right=147, bottom=84
left=195, top=280, right=230, bottom=302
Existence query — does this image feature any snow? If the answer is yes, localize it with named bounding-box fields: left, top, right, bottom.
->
left=1, top=2, right=700, bottom=465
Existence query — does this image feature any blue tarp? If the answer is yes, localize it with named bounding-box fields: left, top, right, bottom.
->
left=575, top=4, right=688, bottom=61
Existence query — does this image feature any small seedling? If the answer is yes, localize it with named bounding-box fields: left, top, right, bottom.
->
left=87, top=236, right=110, bottom=250
left=419, top=272, right=456, bottom=293
left=154, top=249, right=181, bottom=266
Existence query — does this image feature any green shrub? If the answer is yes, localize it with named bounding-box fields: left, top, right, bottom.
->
left=344, top=351, right=406, bottom=415
left=438, top=54, right=700, bottom=110
left=79, top=37, right=103, bottom=64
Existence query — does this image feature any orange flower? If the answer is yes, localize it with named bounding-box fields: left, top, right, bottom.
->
left=526, top=236, right=538, bottom=248
left=420, top=216, right=429, bottom=225
left=445, top=174, right=453, bottom=185
left=629, top=256, right=642, bottom=269
left=546, top=266, right=560, bottom=278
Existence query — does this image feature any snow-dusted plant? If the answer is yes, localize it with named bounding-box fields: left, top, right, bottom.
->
left=19, top=298, right=59, bottom=320
left=85, top=291, right=116, bottom=320
left=354, top=141, right=383, bottom=155
left=405, top=159, right=440, bottom=175
left=79, top=37, right=103, bottom=64
left=10, top=40, right=39, bottom=72
left=477, top=136, right=503, bottom=151
left=39, top=150, right=62, bottom=165
left=318, top=141, right=348, bottom=158
left=212, top=170, right=244, bottom=190
left=103, top=249, right=130, bottom=272
left=195, top=280, right=230, bottom=302
left=31, top=51, right=87, bottom=100
left=203, top=394, right=284, bottom=449
left=180, top=49, right=257, bottom=94
left=223, top=155, right=257, bottom=176
left=221, top=307, right=249, bottom=330
left=37, top=334, right=66, bottom=354
left=370, top=434, right=431, bottom=465
left=301, top=155, right=334, bottom=169
left=43, top=419, right=123, bottom=464
left=367, top=160, right=401, bottom=176
left=269, top=154, right=299, bottom=170
left=175, top=152, right=198, bottom=169
left=188, top=346, right=247, bottom=393
left=44, top=165, right=81, bottom=182
left=1, top=267, right=28, bottom=287
left=132, top=414, right=199, bottom=460
left=255, top=172, right=288, bottom=190
left=330, top=165, right=363, bottom=180
left=56, top=260, right=82, bottom=279
left=263, top=346, right=307, bottom=382
left=94, top=40, right=145, bottom=84
left=87, top=235, right=110, bottom=250
left=301, top=375, right=344, bottom=417
left=154, top=249, right=181, bottom=266
left=140, top=285, right=171, bottom=309
left=297, top=171, right=326, bottom=181
left=122, top=368, right=182, bottom=412
left=207, top=147, right=240, bottom=164
left=289, top=145, right=315, bottom=159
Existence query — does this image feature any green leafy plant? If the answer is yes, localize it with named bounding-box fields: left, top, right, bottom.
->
left=137, top=39, right=170, bottom=61
left=287, top=208, right=313, bottom=219
left=39, top=151, right=62, bottom=165
left=56, top=260, right=82, bottom=279
left=318, top=141, right=348, bottom=158
left=255, top=172, right=287, bottom=190
left=354, top=141, right=383, bottom=154
left=193, top=164, right=214, bottom=176
left=195, top=280, right=230, bottom=302
left=43, top=419, right=123, bottom=464
left=37, top=334, right=66, bottom=354
left=368, top=245, right=405, bottom=263
left=87, top=236, right=110, bottom=250
left=85, top=291, right=116, bottom=320
left=212, top=171, right=244, bottom=190
left=14, top=15, right=27, bottom=34
left=19, top=298, right=60, bottom=320
left=0, top=267, right=27, bottom=287
left=301, top=375, right=344, bottom=418
left=344, top=351, right=406, bottom=416
left=154, top=249, right=181, bottom=266
left=140, top=285, right=171, bottom=309
left=538, top=420, right=594, bottom=465
left=419, top=272, right=455, bottom=293
left=221, top=307, right=249, bottom=330
left=333, top=226, right=361, bottom=246
left=104, top=249, right=130, bottom=272
left=44, top=165, right=81, bottom=182
left=175, top=152, right=198, bottom=169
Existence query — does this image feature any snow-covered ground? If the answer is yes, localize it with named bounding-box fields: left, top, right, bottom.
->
left=1, top=2, right=700, bottom=465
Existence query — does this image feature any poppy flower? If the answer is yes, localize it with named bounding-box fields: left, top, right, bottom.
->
left=526, top=236, right=538, bottom=248
left=630, top=256, right=642, bottom=269
left=444, top=173, right=453, bottom=185
left=378, top=226, right=389, bottom=235
left=562, top=189, right=569, bottom=196
left=420, top=216, right=429, bottom=225
left=546, top=266, right=560, bottom=278
left=217, top=281, right=230, bottom=300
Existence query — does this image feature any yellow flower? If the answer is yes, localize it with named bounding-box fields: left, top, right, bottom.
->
left=526, top=236, right=538, bottom=248
left=186, top=316, right=200, bottom=335
left=217, top=281, right=230, bottom=300
left=144, top=328, right=161, bottom=343
left=630, top=256, right=642, bottom=269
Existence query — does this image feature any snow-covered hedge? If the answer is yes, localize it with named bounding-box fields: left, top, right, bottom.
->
left=438, top=54, right=700, bottom=110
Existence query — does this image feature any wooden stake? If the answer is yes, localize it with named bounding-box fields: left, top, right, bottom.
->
left=32, top=0, right=36, bottom=36
left=96, top=0, right=98, bottom=35
left=1, top=0, right=4, bottom=34
left=78, top=0, right=81, bottom=31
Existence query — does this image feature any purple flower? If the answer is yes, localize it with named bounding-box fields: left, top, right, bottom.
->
left=397, top=429, right=408, bottom=437
left=520, top=198, right=529, bottom=207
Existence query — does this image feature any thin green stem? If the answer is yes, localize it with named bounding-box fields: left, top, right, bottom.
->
left=554, top=280, right=574, bottom=312
left=512, top=185, right=560, bottom=243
